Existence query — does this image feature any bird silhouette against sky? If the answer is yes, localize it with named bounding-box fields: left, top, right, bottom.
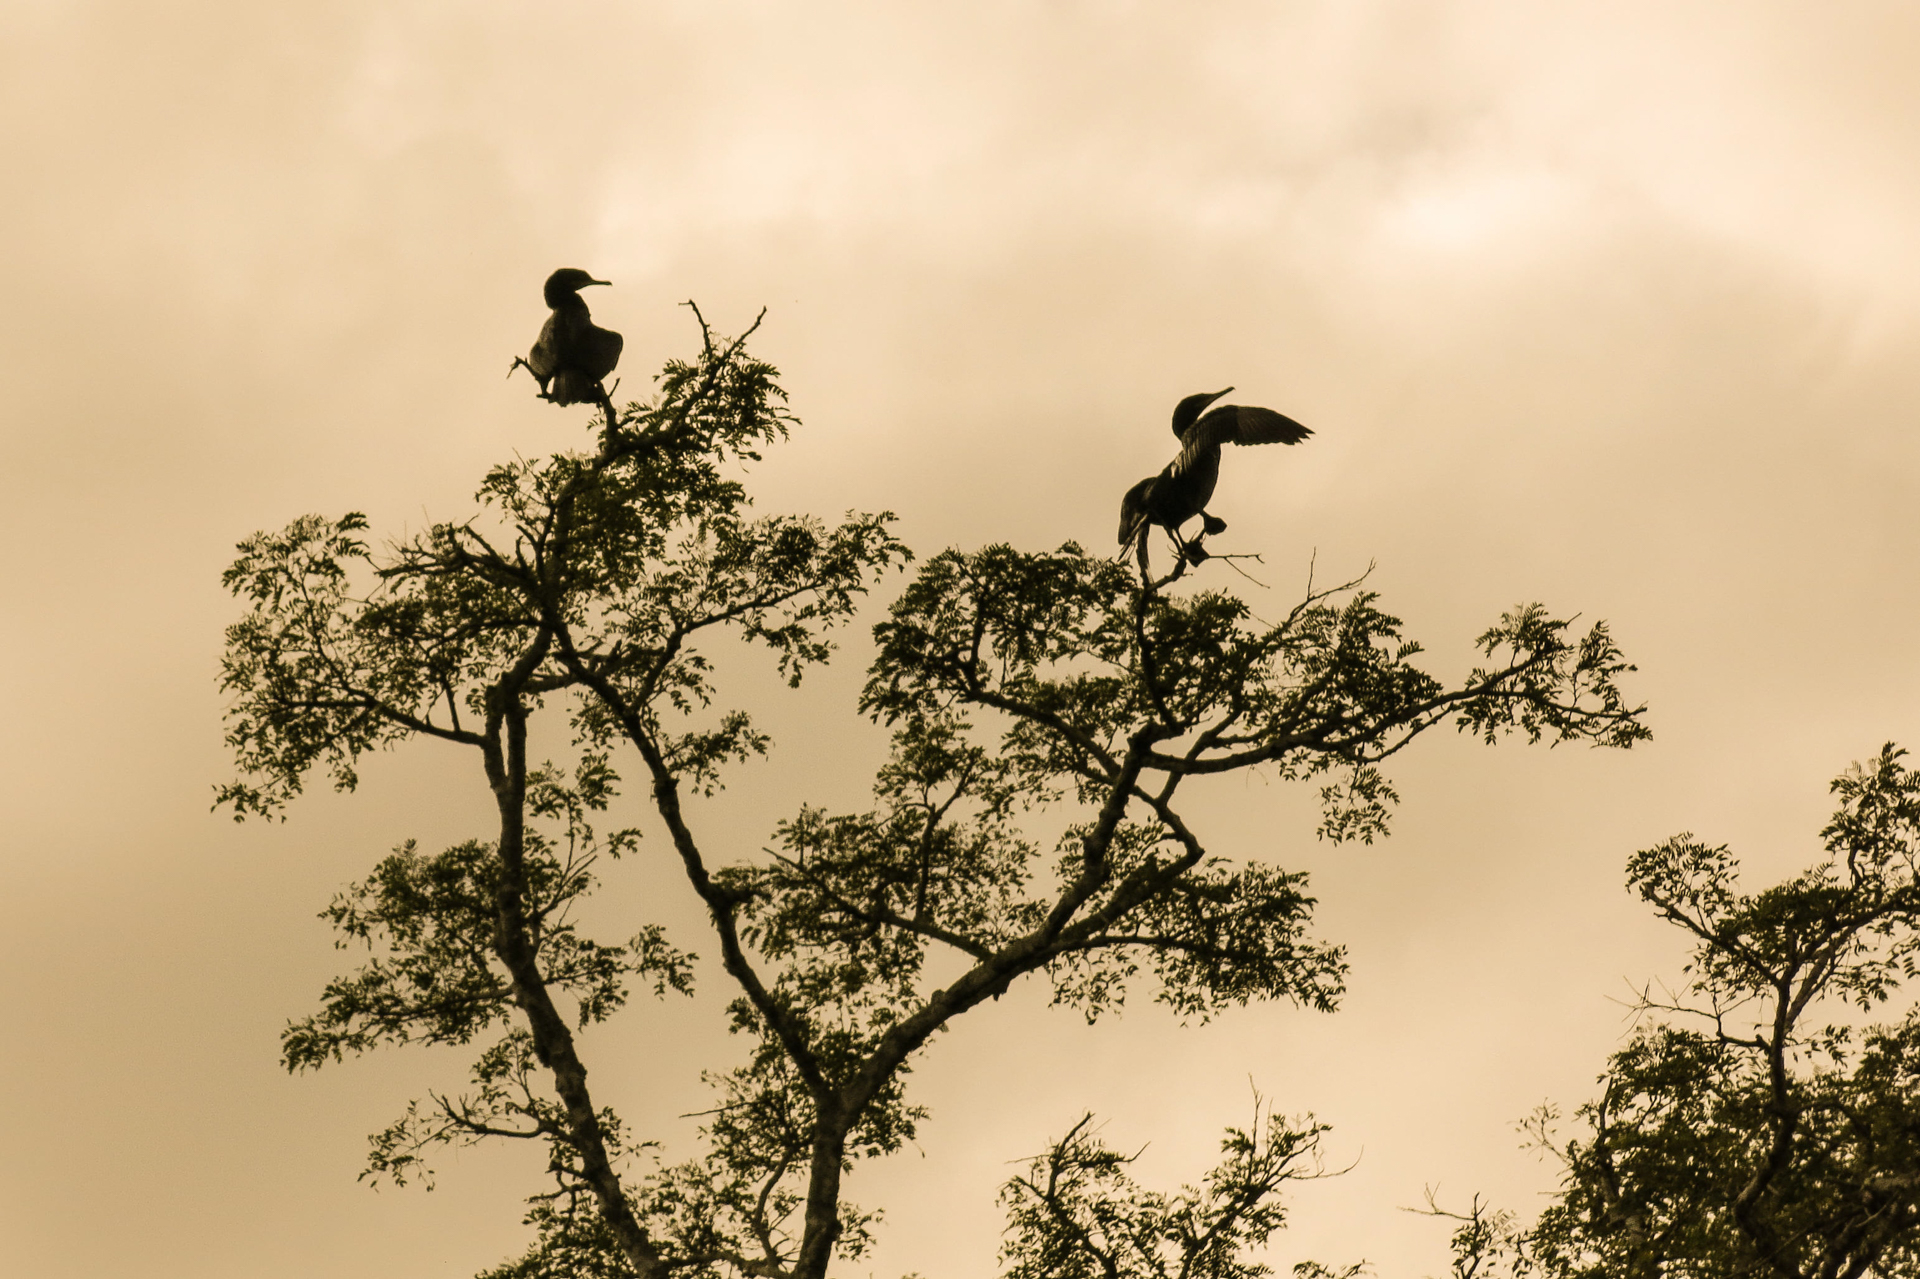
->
left=1118, top=388, right=1312, bottom=565
left=520, top=268, right=623, bottom=405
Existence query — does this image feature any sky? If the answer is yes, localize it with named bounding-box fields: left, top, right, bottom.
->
left=5, top=2, right=1920, bottom=1275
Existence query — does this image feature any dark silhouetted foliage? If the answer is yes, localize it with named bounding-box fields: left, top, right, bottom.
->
left=1435, top=745, right=1920, bottom=1279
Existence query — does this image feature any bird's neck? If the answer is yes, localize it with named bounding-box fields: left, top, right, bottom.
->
left=545, top=288, right=590, bottom=312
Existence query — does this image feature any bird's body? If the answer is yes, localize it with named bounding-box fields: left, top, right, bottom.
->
left=526, top=268, right=623, bottom=405
left=1118, top=388, right=1311, bottom=562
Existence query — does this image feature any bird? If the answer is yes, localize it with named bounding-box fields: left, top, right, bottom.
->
left=1117, top=388, right=1312, bottom=564
left=523, top=268, right=623, bottom=405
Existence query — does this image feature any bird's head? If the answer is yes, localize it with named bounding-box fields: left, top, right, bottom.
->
left=543, top=268, right=611, bottom=307
left=1171, top=387, right=1233, bottom=437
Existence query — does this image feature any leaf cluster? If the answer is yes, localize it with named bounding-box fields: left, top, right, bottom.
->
left=863, top=546, right=1644, bottom=843
left=999, top=1107, right=1339, bottom=1279
left=283, top=755, right=691, bottom=1075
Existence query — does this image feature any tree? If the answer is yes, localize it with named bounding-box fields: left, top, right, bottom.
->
left=997, top=1103, right=1366, bottom=1279
left=219, top=305, right=1647, bottom=1279
left=1438, top=745, right=1920, bottom=1279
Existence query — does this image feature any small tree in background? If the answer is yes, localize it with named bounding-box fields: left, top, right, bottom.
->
left=220, top=308, right=1645, bottom=1279
left=1437, top=744, right=1920, bottom=1279
left=998, top=1104, right=1367, bottom=1279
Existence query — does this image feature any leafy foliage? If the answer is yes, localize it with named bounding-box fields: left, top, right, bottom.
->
left=1411, top=1190, right=1533, bottom=1279
left=1441, top=744, right=1920, bottom=1279
left=865, top=548, right=1644, bottom=836
left=998, top=1107, right=1347, bottom=1279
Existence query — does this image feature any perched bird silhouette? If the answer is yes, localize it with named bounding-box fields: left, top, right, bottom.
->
left=1118, top=388, right=1312, bottom=563
left=524, top=268, right=623, bottom=405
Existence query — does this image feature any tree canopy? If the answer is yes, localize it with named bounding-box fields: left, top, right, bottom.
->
left=1438, top=744, right=1920, bottom=1279
left=219, top=307, right=1646, bottom=1279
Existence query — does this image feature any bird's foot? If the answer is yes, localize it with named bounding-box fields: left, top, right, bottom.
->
left=1183, top=540, right=1211, bottom=565
left=1201, top=513, right=1228, bottom=536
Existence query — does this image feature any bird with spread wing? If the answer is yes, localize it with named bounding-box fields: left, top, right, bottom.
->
left=1118, top=388, right=1312, bottom=568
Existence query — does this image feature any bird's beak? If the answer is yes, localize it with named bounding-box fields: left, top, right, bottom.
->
left=587, top=278, right=611, bottom=288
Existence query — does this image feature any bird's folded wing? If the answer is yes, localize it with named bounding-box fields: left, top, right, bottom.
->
left=1117, top=476, right=1156, bottom=545
left=528, top=314, right=563, bottom=378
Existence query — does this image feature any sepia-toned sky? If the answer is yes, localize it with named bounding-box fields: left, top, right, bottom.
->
left=6, top=3, right=1920, bottom=1275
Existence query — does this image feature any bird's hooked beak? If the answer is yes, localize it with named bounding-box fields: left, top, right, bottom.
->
left=585, top=278, right=611, bottom=288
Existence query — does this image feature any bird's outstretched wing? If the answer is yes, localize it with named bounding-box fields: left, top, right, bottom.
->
left=1169, top=404, right=1309, bottom=477
left=581, top=324, right=623, bottom=380
left=1188, top=404, right=1312, bottom=449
